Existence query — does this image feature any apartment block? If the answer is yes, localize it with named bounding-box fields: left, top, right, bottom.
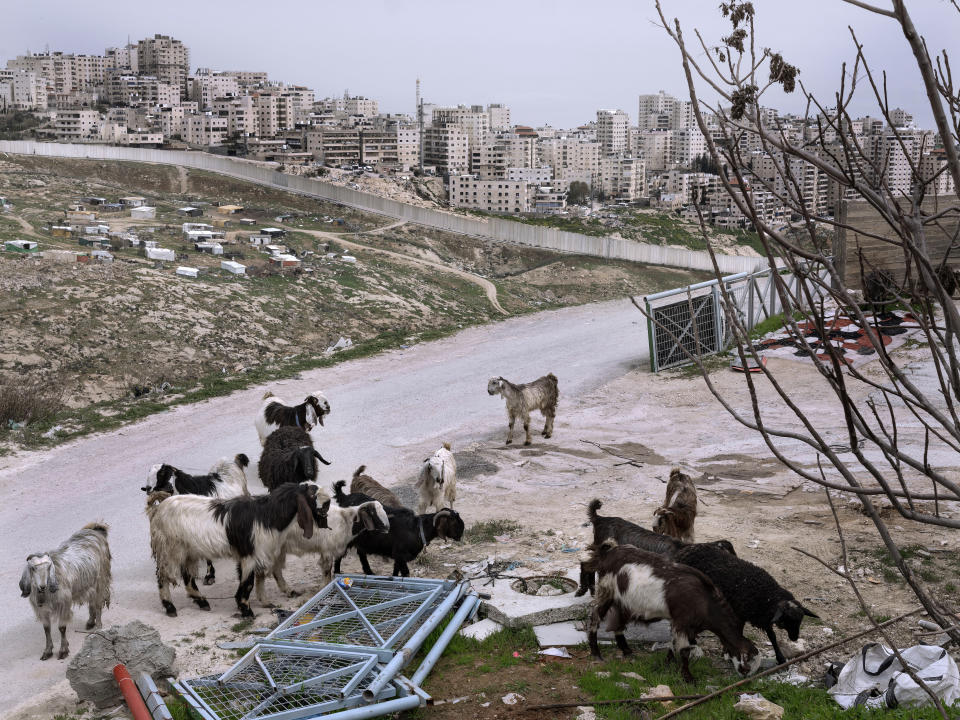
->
left=185, top=113, right=229, bottom=146
left=137, top=34, right=190, bottom=98
left=212, top=95, right=258, bottom=136
left=360, top=129, right=399, bottom=166
left=487, top=103, right=511, bottom=131
left=598, top=156, right=645, bottom=201
left=539, top=136, right=600, bottom=181
left=104, top=44, right=138, bottom=72
left=671, top=127, right=707, bottom=167
left=448, top=174, right=532, bottom=214
left=433, top=106, right=490, bottom=155
left=53, top=110, right=102, bottom=140
left=423, top=124, right=469, bottom=173
left=306, top=128, right=361, bottom=166
left=596, top=109, right=629, bottom=156
left=105, top=72, right=179, bottom=107
left=220, top=71, right=269, bottom=89
left=397, top=124, right=420, bottom=170
left=346, top=96, right=378, bottom=117
left=190, top=70, right=241, bottom=108
left=8, top=69, right=48, bottom=111
left=471, top=132, right=536, bottom=178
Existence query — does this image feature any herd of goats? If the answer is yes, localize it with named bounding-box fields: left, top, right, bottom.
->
left=17, top=372, right=819, bottom=684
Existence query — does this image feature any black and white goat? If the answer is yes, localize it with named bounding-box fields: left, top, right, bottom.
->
left=585, top=539, right=759, bottom=682
left=575, top=498, right=734, bottom=597
left=19, top=523, right=112, bottom=660
left=487, top=373, right=558, bottom=445
left=146, top=482, right=330, bottom=617
left=255, top=390, right=330, bottom=446
left=653, top=467, right=698, bottom=542
left=259, top=426, right=331, bottom=492
left=674, top=542, right=819, bottom=665
left=350, top=465, right=403, bottom=508
left=141, top=454, right=250, bottom=586
left=416, top=443, right=457, bottom=513
left=258, top=489, right=389, bottom=598
left=333, top=481, right=464, bottom=577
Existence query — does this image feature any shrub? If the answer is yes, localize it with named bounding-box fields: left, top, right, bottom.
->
left=0, top=378, right=63, bottom=426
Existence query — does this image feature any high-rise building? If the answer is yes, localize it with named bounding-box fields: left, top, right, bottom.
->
left=596, top=109, right=629, bottom=156
left=137, top=34, right=190, bottom=99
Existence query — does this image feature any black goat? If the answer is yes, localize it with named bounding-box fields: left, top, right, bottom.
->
left=576, top=498, right=735, bottom=597
left=332, top=480, right=464, bottom=577
left=259, top=426, right=331, bottom=491
left=674, top=542, right=819, bottom=665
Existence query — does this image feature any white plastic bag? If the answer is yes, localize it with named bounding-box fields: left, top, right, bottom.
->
left=829, top=643, right=960, bottom=709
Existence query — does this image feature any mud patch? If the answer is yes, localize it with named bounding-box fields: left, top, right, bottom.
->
left=597, top=441, right=670, bottom=466
left=695, top=453, right=786, bottom=480
left=454, top=451, right=499, bottom=479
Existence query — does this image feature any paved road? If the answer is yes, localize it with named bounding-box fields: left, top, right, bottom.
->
left=0, top=298, right=648, bottom=711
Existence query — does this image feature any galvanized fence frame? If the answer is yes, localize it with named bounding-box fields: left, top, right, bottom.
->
left=173, top=575, right=480, bottom=720
left=643, top=261, right=831, bottom=372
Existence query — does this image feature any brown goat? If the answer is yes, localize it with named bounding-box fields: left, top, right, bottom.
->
left=653, top=467, right=697, bottom=542
left=349, top=466, right=403, bottom=508
left=585, top=540, right=758, bottom=682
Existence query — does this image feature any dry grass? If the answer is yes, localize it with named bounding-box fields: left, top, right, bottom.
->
left=0, top=378, right=63, bottom=426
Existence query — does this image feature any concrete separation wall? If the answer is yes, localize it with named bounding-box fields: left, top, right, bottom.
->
left=0, top=140, right=763, bottom=275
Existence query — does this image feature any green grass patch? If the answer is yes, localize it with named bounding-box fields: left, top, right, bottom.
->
left=464, top=518, right=522, bottom=544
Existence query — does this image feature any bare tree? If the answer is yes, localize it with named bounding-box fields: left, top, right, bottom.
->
left=651, top=0, right=960, bottom=643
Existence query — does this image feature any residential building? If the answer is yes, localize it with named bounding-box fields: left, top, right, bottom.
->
left=9, top=69, right=48, bottom=110
left=185, top=113, right=228, bottom=146
left=307, top=127, right=361, bottom=166
left=345, top=96, right=378, bottom=117
left=53, top=109, right=102, bottom=141
left=433, top=106, right=490, bottom=155
left=397, top=123, right=420, bottom=170
left=190, top=69, right=241, bottom=108
left=104, top=44, right=138, bottom=72
left=487, top=103, right=511, bottom=131
left=212, top=95, right=258, bottom=137
left=137, top=34, right=190, bottom=98
left=104, top=72, right=179, bottom=107
left=539, top=136, right=600, bottom=181
left=448, top=174, right=533, bottom=214
left=596, top=109, right=629, bottom=156
left=360, top=129, right=399, bottom=166
left=423, top=124, right=469, bottom=174
left=598, top=156, right=645, bottom=201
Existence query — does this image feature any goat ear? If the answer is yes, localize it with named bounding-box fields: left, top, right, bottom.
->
left=802, top=605, right=819, bottom=619
left=47, top=566, right=58, bottom=593
left=312, top=449, right=332, bottom=466
left=19, top=565, right=31, bottom=597
left=433, top=510, right=451, bottom=539
left=416, top=463, right=430, bottom=488
left=771, top=602, right=785, bottom=624
left=315, top=499, right=330, bottom=529
left=359, top=504, right=378, bottom=531
left=296, top=494, right=314, bottom=540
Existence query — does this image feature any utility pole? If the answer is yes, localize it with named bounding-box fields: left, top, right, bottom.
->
left=416, top=77, right=424, bottom=173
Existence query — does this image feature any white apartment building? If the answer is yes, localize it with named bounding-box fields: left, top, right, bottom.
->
left=307, top=128, right=361, bottom=166
left=8, top=52, right=106, bottom=96
left=212, top=95, right=258, bottom=136
left=8, top=70, right=48, bottom=111
left=921, top=150, right=955, bottom=196
left=671, top=127, right=707, bottom=167
left=104, top=73, right=179, bottom=107
left=360, top=129, right=399, bottom=166
left=471, top=132, right=536, bottom=178
left=597, top=109, right=629, bottom=156
left=639, top=130, right=672, bottom=170
left=423, top=124, right=469, bottom=173
left=137, top=34, right=190, bottom=98
left=190, top=70, right=241, bottom=109
left=507, top=167, right=552, bottom=183
left=53, top=110, right=102, bottom=140
left=397, top=124, right=420, bottom=170
left=104, top=44, right=138, bottom=72
left=185, top=113, right=228, bottom=146
left=345, top=96, right=378, bottom=117
left=487, top=103, right=511, bottom=131
left=539, top=136, right=600, bottom=181
left=598, top=156, right=645, bottom=201
left=157, top=105, right=189, bottom=138
left=448, top=174, right=533, bottom=214
left=433, top=106, right=490, bottom=155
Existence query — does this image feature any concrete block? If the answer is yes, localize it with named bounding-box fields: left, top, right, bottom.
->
left=459, top=618, right=503, bottom=641
left=573, top=618, right=673, bottom=643
left=534, top=622, right=586, bottom=647
left=476, top=568, right=591, bottom=628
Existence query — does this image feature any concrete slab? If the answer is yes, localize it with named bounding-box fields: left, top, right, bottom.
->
left=534, top=622, right=586, bottom=647
left=460, top=618, right=503, bottom=641
left=476, top=567, right=591, bottom=628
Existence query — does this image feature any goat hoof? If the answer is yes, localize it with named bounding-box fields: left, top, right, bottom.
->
left=58, top=649, right=70, bottom=660
left=195, top=599, right=211, bottom=611
left=203, top=577, right=216, bottom=586
left=523, top=440, right=532, bottom=446
left=162, top=601, right=178, bottom=617
left=85, top=620, right=95, bottom=630
left=287, top=590, right=302, bottom=598
left=41, top=650, right=53, bottom=661
left=239, top=606, right=254, bottom=618
left=505, top=439, right=513, bottom=445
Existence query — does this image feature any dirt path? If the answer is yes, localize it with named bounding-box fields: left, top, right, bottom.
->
left=177, top=165, right=188, bottom=194
left=8, top=213, right=42, bottom=239
left=290, top=223, right=509, bottom=315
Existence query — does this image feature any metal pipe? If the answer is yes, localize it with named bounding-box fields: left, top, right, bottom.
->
left=331, top=694, right=422, bottom=719
left=361, top=581, right=466, bottom=702
left=410, top=593, right=481, bottom=687
left=113, top=665, right=153, bottom=720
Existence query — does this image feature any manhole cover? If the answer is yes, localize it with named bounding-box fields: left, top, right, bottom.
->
left=510, top=575, right=578, bottom=597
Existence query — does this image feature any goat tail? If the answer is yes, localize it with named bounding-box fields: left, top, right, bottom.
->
left=333, top=479, right=348, bottom=503
left=83, top=521, right=109, bottom=535
left=587, top=498, right=603, bottom=522
left=546, top=373, right=558, bottom=386
left=353, top=465, right=366, bottom=479
left=235, top=453, right=250, bottom=468
left=442, top=441, right=451, bottom=451
left=145, top=491, right=172, bottom=516
left=262, top=391, right=275, bottom=400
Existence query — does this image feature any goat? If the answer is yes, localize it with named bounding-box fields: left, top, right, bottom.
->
left=653, top=467, right=698, bottom=542
left=19, top=523, right=111, bottom=660
left=487, top=373, right=558, bottom=445
left=258, top=492, right=389, bottom=598
left=585, top=539, right=759, bottom=682
left=141, top=453, right=250, bottom=586
left=350, top=465, right=403, bottom=508
left=259, top=426, right=331, bottom=492
left=416, top=443, right=457, bottom=513
left=146, top=482, right=330, bottom=617
left=255, top=390, right=330, bottom=446
left=333, top=481, right=464, bottom=577
left=674, top=542, right=819, bottom=665
left=575, top=498, right=735, bottom=597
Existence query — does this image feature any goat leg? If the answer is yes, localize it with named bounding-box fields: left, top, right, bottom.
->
left=182, top=570, right=210, bottom=611
left=523, top=417, right=531, bottom=446
left=357, top=551, right=375, bottom=576
left=57, top=625, right=69, bottom=660
left=614, top=633, right=633, bottom=657
left=587, top=603, right=607, bottom=661
left=543, top=412, right=554, bottom=438
left=394, top=559, right=411, bottom=577
left=157, top=572, right=178, bottom=617
left=673, top=631, right=695, bottom=682
left=766, top=626, right=787, bottom=665
left=506, top=415, right=516, bottom=445
left=235, top=565, right=256, bottom=618
left=40, top=620, right=53, bottom=661
left=85, top=604, right=98, bottom=630
left=203, top=559, right=216, bottom=586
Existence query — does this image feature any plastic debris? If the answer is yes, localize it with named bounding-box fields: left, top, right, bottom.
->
left=734, top=693, right=784, bottom=719
left=501, top=692, right=525, bottom=705
left=538, top=647, right=572, bottom=659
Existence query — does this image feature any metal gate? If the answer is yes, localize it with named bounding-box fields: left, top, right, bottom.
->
left=645, top=283, right=722, bottom=372
left=174, top=575, right=479, bottom=720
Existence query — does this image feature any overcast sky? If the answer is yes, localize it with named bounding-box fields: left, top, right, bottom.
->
left=2, top=1, right=958, bottom=129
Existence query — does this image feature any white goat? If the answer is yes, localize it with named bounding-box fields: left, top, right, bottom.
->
left=416, top=443, right=457, bottom=514
left=487, top=374, right=558, bottom=445
left=255, top=390, right=330, bottom=446
left=146, top=483, right=330, bottom=617
left=19, top=523, right=112, bottom=660
left=257, top=497, right=389, bottom=599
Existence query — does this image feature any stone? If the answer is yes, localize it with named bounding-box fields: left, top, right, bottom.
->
left=459, top=618, right=503, bottom=641
left=647, top=685, right=675, bottom=708
left=477, top=568, right=590, bottom=628
left=733, top=693, right=784, bottom=720
left=501, top=692, right=525, bottom=705
left=66, top=620, right=176, bottom=708
left=574, top=706, right=597, bottom=720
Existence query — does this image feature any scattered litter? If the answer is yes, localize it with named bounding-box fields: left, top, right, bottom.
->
left=734, top=693, right=784, bottom=719
left=538, top=647, right=572, bottom=659
left=560, top=545, right=580, bottom=553
left=747, top=539, right=760, bottom=549
left=493, top=534, right=512, bottom=543
left=7, top=420, right=24, bottom=430
left=460, top=618, right=502, bottom=641
left=616, top=682, right=630, bottom=690
left=534, top=622, right=586, bottom=647
left=622, top=671, right=645, bottom=681
left=595, top=672, right=611, bottom=678
left=42, top=425, right=64, bottom=438
left=512, top=651, right=520, bottom=657
left=780, top=669, right=810, bottom=686
left=501, top=692, right=525, bottom=705
left=480, top=702, right=490, bottom=708
left=821, top=627, right=834, bottom=636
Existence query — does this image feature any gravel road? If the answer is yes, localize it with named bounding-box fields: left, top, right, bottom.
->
left=0, top=298, right=648, bottom=713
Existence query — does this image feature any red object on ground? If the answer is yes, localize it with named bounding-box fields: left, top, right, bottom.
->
left=113, top=664, right=153, bottom=720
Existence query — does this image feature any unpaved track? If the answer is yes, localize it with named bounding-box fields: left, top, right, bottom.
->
left=291, top=224, right=509, bottom=315
left=0, top=299, right=646, bottom=713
